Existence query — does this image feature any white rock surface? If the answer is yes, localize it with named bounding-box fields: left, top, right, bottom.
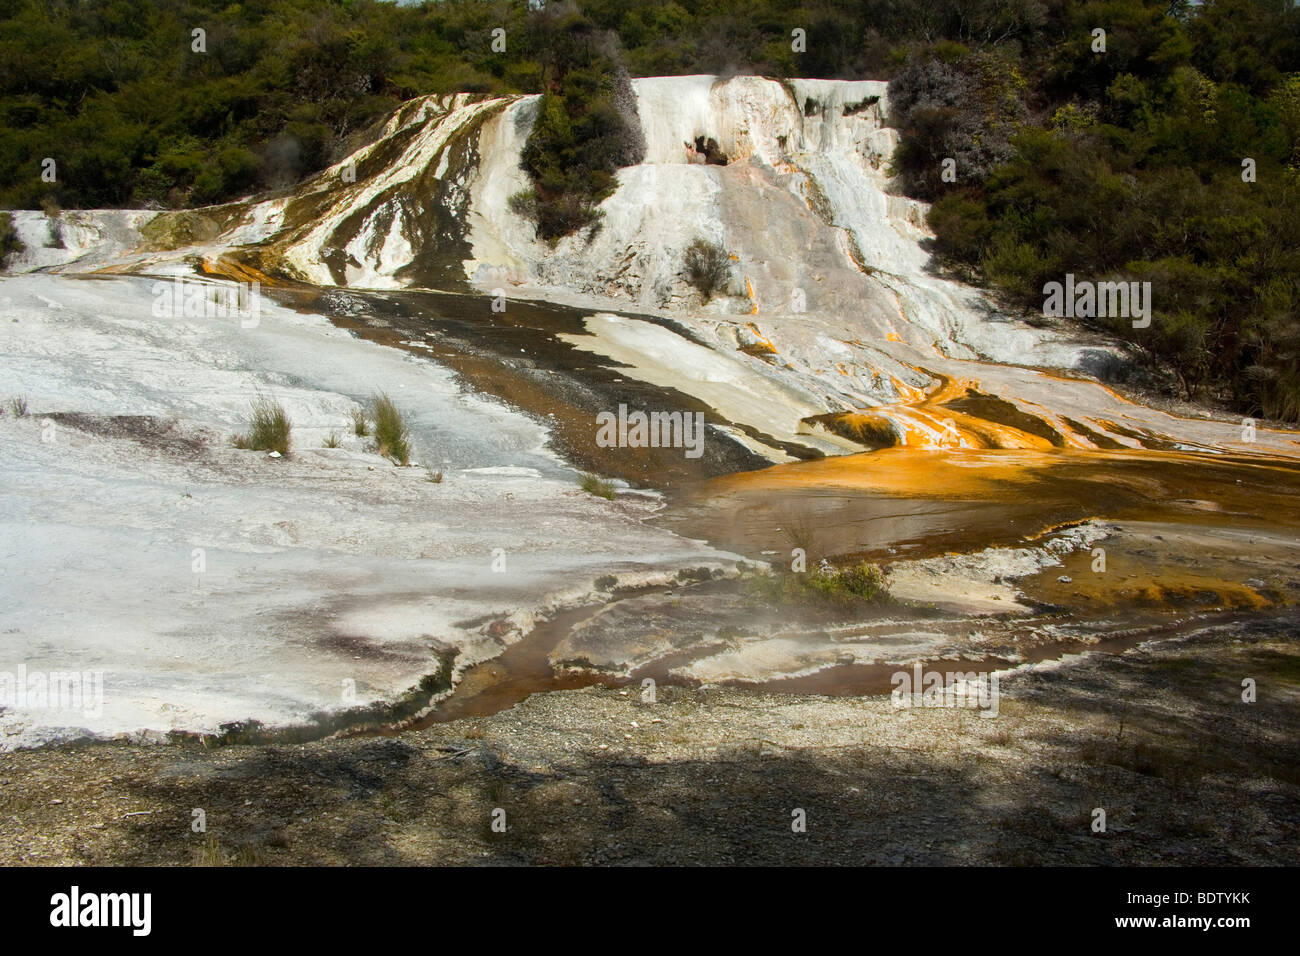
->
left=0, top=273, right=736, bottom=748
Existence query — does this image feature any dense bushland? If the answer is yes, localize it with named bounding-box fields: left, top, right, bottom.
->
left=0, top=0, right=1128, bottom=212
left=891, top=1, right=1300, bottom=421
left=510, top=3, right=644, bottom=241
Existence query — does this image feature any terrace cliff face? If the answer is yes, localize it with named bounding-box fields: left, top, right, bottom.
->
left=213, top=75, right=1134, bottom=451
left=206, top=75, right=1087, bottom=373
left=11, top=77, right=1290, bottom=457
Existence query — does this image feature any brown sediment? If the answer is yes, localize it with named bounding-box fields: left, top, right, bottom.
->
left=200, top=254, right=281, bottom=287
left=257, top=282, right=780, bottom=487
left=1093, top=419, right=1188, bottom=451
left=658, top=447, right=1300, bottom=562
left=943, top=392, right=1070, bottom=447
left=809, top=371, right=1093, bottom=452
left=738, top=322, right=778, bottom=356
left=804, top=410, right=897, bottom=449
left=414, top=605, right=618, bottom=726
left=1060, top=416, right=1126, bottom=449
left=1018, top=523, right=1297, bottom=613
left=371, top=536, right=1296, bottom=726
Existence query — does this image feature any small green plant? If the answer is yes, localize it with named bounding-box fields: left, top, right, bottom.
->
left=369, top=392, right=410, bottom=465
left=747, top=561, right=888, bottom=610
left=40, top=197, right=64, bottom=249
left=232, top=395, right=291, bottom=455
left=322, top=432, right=341, bottom=448
left=579, top=472, right=616, bottom=499
left=425, top=465, right=443, bottom=483
left=350, top=407, right=369, bottom=437
left=7, top=395, right=29, bottom=417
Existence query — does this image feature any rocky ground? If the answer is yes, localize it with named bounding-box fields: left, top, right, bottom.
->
left=2, top=616, right=1294, bottom=866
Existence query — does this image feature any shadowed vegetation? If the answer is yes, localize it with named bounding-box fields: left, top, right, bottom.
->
left=891, top=1, right=1300, bottom=421
left=0, top=212, right=23, bottom=268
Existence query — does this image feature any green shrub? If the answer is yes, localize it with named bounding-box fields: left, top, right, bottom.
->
left=513, top=11, right=645, bottom=242
left=39, top=197, right=63, bottom=248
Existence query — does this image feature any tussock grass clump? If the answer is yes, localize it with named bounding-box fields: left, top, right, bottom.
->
left=369, top=392, right=410, bottom=465
left=579, top=472, right=616, bottom=500
left=6, top=395, right=28, bottom=417
left=748, top=561, right=888, bottom=610
left=350, top=407, right=369, bottom=437
left=232, top=395, right=291, bottom=455
left=425, top=465, right=443, bottom=483
left=322, top=432, right=340, bottom=448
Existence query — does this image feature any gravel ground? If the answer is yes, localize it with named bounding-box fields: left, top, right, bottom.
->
left=2, top=615, right=1295, bottom=866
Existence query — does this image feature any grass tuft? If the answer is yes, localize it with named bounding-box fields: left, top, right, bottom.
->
left=747, top=561, right=888, bottom=610
left=232, top=395, right=291, bottom=455
left=7, top=395, right=28, bottom=417
left=579, top=472, right=616, bottom=499
left=322, top=432, right=340, bottom=448
left=371, top=390, right=410, bottom=463
left=369, top=392, right=411, bottom=465
left=350, top=407, right=369, bottom=437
